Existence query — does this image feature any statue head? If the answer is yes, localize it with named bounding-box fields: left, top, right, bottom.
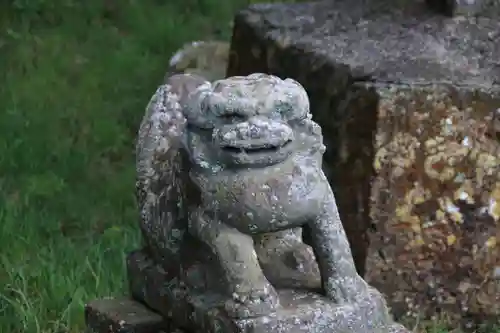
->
left=179, top=73, right=325, bottom=170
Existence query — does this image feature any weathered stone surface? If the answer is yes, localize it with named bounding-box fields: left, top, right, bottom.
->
left=226, top=0, right=500, bottom=326
left=227, top=0, right=500, bottom=85
left=426, top=0, right=500, bottom=17
left=132, top=72, right=409, bottom=332
left=84, top=298, right=170, bottom=333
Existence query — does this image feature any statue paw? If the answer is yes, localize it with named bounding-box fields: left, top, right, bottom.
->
left=224, top=282, right=279, bottom=318
left=324, top=276, right=370, bottom=304
left=259, top=240, right=321, bottom=290
left=284, top=242, right=320, bottom=277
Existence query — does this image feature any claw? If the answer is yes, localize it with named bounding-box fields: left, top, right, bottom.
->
left=224, top=283, right=279, bottom=318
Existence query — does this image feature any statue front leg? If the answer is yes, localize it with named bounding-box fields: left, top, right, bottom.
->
left=308, top=189, right=369, bottom=304
left=254, top=228, right=321, bottom=290
left=188, top=210, right=279, bottom=318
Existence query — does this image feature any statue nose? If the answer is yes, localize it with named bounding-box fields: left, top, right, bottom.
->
left=237, top=116, right=283, bottom=138
left=239, top=116, right=293, bottom=143
left=246, top=115, right=285, bottom=127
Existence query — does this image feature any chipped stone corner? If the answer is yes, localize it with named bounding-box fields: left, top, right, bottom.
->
left=166, top=40, right=230, bottom=82
left=426, top=0, right=500, bottom=17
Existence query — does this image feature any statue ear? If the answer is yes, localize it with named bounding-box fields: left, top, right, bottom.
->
left=280, top=79, right=310, bottom=120
left=183, top=82, right=221, bottom=130
left=165, top=73, right=209, bottom=107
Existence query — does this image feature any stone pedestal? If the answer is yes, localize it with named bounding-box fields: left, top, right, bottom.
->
left=125, top=250, right=408, bottom=333
left=85, top=298, right=170, bottom=333
left=85, top=249, right=410, bottom=333
left=226, top=0, right=500, bottom=327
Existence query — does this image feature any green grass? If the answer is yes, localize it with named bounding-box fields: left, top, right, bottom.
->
left=0, top=1, right=496, bottom=332
left=0, top=1, right=243, bottom=331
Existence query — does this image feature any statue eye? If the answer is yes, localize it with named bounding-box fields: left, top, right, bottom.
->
left=275, top=101, right=305, bottom=120
left=219, top=113, right=241, bottom=119
left=218, top=113, right=246, bottom=122
left=275, top=101, right=292, bottom=114
left=187, top=121, right=214, bottom=131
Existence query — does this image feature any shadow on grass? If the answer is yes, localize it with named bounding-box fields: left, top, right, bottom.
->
left=0, top=1, right=248, bottom=331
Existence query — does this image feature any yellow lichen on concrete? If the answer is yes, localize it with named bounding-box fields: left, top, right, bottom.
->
left=490, top=185, right=500, bottom=221
left=374, top=132, right=419, bottom=174
left=367, top=85, right=500, bottom=322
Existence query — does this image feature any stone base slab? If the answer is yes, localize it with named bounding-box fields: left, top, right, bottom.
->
left=84, top=297, right=174, bottom=333
left=85, top=296, right=410, bottom=333
left=126, top=249, right=410, bottom=333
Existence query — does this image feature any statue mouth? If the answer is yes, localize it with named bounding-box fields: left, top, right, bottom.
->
left=221, top=139, right=292, bottom=154
left=219, top=139, right=294, bottom=166
left=214, top=118, right=295, bottom=167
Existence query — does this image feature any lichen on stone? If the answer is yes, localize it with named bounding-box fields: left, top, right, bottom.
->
left=368, top=84, right=500, bottom=322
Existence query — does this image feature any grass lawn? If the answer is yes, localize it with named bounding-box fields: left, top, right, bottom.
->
left=0, top=1, right=496, bottom=332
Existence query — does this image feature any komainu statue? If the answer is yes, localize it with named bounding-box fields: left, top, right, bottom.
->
left=131, top=73, right=410, bottom=333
